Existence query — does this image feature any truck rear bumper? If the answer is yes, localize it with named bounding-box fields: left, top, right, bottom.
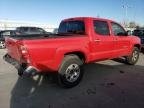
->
left=23, top=66, right=39, bottom=76
left=4, top=54, right=39, bottom=76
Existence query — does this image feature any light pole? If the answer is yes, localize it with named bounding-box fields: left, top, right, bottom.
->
left=122, top=0, right=131, bottom=28
left=122, top=5, right=131, bottom=20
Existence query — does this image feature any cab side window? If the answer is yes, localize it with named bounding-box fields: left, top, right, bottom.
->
left=93, top=20, right=110, bottom=36
left=111, top=22, right=126, bottom=36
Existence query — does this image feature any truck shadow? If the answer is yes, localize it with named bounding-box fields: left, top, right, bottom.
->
left=141, top=48, right=144, bottom=54
left=10, top=62, right=144, bottom=108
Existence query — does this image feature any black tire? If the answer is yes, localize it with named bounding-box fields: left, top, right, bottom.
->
left=126, top=47, right=140, bottom=65
left=58, top=55, right=84, bottom=88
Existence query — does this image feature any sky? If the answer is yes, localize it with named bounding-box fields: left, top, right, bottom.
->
left=0, top=0, right=144, bottom=27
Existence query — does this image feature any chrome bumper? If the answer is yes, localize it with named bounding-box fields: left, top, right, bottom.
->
left=23, top=66, right=39, bottom=76
left=3, top=53, right=39, bottom=76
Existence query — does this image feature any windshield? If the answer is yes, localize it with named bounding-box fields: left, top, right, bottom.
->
left=58, top=21, right=85, bottom=34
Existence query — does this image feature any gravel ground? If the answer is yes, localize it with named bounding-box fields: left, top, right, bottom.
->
left=0, top=49, right=144, bottom=108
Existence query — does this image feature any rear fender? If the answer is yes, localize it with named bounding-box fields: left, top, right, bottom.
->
left=53, top=46, right=89, bottom=71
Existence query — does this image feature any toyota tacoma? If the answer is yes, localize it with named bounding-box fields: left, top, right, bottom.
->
left=5, top=17, right=141, bottom=88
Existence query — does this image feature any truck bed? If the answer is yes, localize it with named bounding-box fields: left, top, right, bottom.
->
left=5, top=33, right=87, bottom=65
left=9, top=34, right=84, bottom=40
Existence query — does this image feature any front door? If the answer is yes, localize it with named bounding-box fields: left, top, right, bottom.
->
left=110, top=22, right=130, bottom=56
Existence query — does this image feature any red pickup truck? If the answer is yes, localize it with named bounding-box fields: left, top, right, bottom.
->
left=5, top=17, right=141, bottom=88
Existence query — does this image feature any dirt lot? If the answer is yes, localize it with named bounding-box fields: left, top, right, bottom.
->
left=0, top=49, right=144, bottom=108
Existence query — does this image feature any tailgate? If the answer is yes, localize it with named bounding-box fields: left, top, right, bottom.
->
left=5, top=37, right=22, bottom=62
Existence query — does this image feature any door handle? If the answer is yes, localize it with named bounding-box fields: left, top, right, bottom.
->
left=122, top=46, right=128, bottom=48
left=94, top=39, right=101, bottom=42
left=113, top=39, right=118, bottom=42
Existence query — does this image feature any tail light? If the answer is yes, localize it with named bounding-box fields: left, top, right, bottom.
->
left=17, top=43, right=31, bottom=63
left=20, top=45, right=28, bottom=55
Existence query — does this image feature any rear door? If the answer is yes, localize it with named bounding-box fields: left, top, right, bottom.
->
left=110, top=22, right=130, bottom=56
left=92, top=20, right=116, bottom=60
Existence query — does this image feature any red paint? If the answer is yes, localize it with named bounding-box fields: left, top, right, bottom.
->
left=5, top=17, right=141, bottom=73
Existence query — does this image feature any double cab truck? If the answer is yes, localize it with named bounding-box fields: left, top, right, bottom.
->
left=5, top=17, right=141, bottom=88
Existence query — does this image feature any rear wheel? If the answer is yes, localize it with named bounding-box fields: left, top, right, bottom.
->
left=58, top=55, right=84, bottom=88
left=126, top=47, right=140, bottom=65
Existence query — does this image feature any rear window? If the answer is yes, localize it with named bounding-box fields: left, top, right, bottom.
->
left=36, top=28, right=46, bottom=33
left=17, top=27, right=29, bottom=32
left=58, top=21, right=85, bottom=34
left=30, top=28, right=37, bottom=32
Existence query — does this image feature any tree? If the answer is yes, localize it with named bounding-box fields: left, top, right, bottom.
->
left=120, top=20, right=129, bottom=28
left=129, top=21, right=137, bottom=28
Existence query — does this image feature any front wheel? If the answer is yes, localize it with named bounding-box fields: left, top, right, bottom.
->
left=58, top=55, right=84, bottom=88
left=126, top=47, right=140, bottom=65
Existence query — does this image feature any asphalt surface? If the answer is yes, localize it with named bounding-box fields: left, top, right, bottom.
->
left=0, top=49, right=144, bottom=108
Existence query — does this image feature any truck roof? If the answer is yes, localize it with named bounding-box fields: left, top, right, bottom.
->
left=62, top=17, right=114, bottom=22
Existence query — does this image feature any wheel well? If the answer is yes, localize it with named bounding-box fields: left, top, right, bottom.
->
left=64, top=51, right=86, bottom=63
left=134, top=44, right=141, bottom=50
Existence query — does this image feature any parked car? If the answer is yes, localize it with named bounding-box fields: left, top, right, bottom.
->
left=5, top=17, right=141, bottom=88
left=16, top=27, right=50, bottom=35
left=53, top=28, right=58, bottom=34
left=133, top=29, right=144, bottom=47
left=0, top=30, right=20, bottom=48
left=127, top=30, right=133, bottom=35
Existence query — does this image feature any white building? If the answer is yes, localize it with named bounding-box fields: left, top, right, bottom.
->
left=0, top=20, right=56, bottom=32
